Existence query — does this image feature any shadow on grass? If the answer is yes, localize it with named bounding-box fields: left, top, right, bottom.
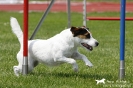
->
left=30, top=71, right=113, bottom=80
left=54, top=72, right=113, bottom=79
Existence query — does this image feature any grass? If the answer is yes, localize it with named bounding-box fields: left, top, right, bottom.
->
left=0, top=11, right=133, bottom=88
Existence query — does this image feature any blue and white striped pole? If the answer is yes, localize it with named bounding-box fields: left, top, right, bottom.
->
left=119, top=0, right=126, bottom=79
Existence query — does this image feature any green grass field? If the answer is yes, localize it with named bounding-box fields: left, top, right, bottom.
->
left=0, top=11, right=133, bottom=88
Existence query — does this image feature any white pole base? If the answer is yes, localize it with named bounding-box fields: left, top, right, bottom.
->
left=22, top=56, right=28, bottom=75
left=119, top=60, right=125, bottom=79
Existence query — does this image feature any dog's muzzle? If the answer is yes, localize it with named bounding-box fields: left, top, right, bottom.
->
left=81, top=41, right=99, bottom=51
left=81, top=43, right=93, bottom=51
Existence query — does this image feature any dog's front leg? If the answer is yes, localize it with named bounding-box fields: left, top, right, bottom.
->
left=54, top=57, right=78, bottom=72
left=72, top=52, right=93, bottom=67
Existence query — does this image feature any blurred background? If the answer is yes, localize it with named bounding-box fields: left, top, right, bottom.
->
left=0, top=0, right=133, bottom=4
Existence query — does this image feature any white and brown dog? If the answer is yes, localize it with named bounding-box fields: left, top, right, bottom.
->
left=10, top=17, right=99, bottom=76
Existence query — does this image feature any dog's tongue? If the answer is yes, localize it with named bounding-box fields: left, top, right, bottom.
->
left=81, top=43, right=93, bottom=51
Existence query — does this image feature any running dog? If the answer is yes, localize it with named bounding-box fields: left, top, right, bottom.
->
left=10, top=17, right=99, bottom=76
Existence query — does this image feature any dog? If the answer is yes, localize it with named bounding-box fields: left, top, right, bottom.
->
left=95, top=78, right=106, bottom=85
left=10, top=17, right=99, bottom=76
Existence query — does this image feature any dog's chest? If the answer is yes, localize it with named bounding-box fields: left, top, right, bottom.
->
left=63, top=48, right=76, bottom=58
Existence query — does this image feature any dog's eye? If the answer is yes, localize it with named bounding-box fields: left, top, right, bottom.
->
left=85, top=33, right=91, bottom=39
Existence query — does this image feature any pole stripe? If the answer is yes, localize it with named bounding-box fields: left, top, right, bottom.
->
left=23, top=0, right=28, bottom=56
left=120, top=0, right=126, bottom=61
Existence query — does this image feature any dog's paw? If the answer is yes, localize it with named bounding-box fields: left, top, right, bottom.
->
left=13, top=66, right=20, bottom=76
left=73, top=64, right=78, bottom=72
left=86, top=64, right=93, bottom=68
left=73, top=67, right=78, bottom=72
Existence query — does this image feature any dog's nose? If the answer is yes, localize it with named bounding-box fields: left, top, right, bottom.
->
left=95, top=42, right=99, bottom=46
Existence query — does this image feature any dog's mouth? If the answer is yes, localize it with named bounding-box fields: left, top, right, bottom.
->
left=81, top=43, right=93, bottom=51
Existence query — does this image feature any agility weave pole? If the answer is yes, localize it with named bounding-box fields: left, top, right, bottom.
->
left=85, top=0, right=127, bottom=79
left=83, top=0, right=87, bottom=26
left=22, top=0, right=28, bottom=75
left=67, top=0, right=71, bottom=28
left=119, top=0, right=126, bottom=79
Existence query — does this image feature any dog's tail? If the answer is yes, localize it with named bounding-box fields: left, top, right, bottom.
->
left=10, top=17, right=23, bottom=47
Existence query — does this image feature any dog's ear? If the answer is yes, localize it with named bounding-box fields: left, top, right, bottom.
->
left=70, top=26, right=81, bottom=37
left=82, top=26, right=89, bottom=30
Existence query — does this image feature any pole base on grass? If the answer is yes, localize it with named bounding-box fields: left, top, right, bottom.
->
left=119, top=60, right=125, bottom=79
left=22, top=65, right=28, bottom=75
left=22, top=56, right=28, bottom=75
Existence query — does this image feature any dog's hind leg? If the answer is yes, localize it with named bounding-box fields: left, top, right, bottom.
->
left=13, top=62, right=35, bottom=76
left=13, top=52, right=23, bottom=76
left=13, top=63, right=34, bottom=76
left=13, top=65, right=21, bottom=76
left=13, top=53, right=35, bottom=76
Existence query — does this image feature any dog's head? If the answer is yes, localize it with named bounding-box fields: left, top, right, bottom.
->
left=70, top=26, right=99, bottom=51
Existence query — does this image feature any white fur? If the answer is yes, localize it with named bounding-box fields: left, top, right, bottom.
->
left=10, top=17, right=98, bottom=76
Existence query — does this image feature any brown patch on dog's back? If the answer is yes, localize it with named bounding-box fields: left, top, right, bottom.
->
left=70, top=26, right=91, bottom=39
